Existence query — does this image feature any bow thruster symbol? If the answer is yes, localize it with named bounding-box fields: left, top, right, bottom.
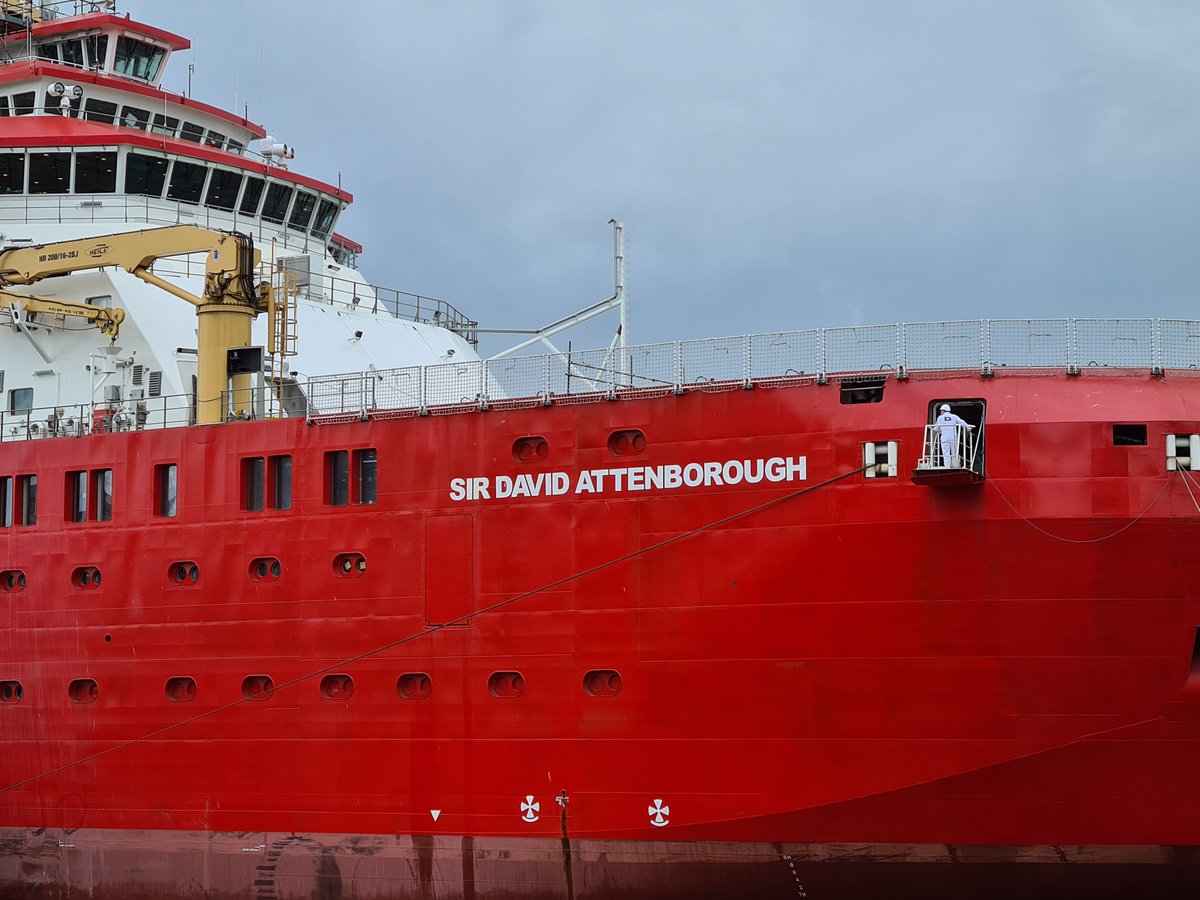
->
left=520, top=795, right=540, bottom=823
left=648, top=799, right=670, bottom=827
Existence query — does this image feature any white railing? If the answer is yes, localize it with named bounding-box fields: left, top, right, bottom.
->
left=0, top=391, right=195, bottom=442
left=916, top=424, right=980, bottom=473
left=307, top=317, right=1200, bottom=420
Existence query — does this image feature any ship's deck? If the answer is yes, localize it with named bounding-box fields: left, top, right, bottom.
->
left=2, top=316, right=1197, bottom=441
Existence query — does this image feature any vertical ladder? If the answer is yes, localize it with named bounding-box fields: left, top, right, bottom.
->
left=266, top=270, right=298, bottom=417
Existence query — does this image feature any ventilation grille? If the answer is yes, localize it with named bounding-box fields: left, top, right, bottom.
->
left=0, top=371, right=4, bottom=395
left=132, top=365, right=143, bottom=386
left=148, top=371, right=162, bottom=397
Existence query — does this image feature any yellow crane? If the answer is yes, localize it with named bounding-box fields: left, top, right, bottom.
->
left=0, top=225, right=277, bottom=425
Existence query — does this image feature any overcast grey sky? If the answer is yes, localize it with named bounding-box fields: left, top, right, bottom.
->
left=137, top=1, right=1200, bottom=355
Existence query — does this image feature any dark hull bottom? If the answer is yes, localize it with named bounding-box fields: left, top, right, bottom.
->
left=2, top=829, right=1198, bottom=900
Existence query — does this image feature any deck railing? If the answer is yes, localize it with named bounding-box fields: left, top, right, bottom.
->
left=3, top=317, right=1198, bottom=441
left=306, top=317, right=1200, bottom=420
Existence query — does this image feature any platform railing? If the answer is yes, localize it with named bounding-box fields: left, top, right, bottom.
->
left=306, top=317, right=1200, bottom=420
left=916, top=424, right=980, bottom=473
left=0, top=392, right=194, bottom=442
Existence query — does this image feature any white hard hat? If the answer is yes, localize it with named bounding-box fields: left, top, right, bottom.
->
left=939, top=404, right=951, bottom=412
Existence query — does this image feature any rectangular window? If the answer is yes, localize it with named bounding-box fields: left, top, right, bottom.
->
left=204, top=130, right=226, bottom=150
left=260, top=183, right=293, bottom=224
left=287, top=191, right=317, bottom=231
left=7, top=388, right=32, bottom=414
left=179, top=121, right=204, bottom=143
left=238, top=177, right=265, bottom=215
left=18, top=475, right=36, bottom=526
left=204, top=169, right=242, bottom=211
left=354, top=449, right=377, bottom=505
left=155, top=463, right=177, bottom=517
left=92, top=468, right=112, bottom=521
left=37, top=43, right=57, bottom=62
left=1113, top=424, right=1148, bottom=446
left=312, top=199, right=338, bottom=236
left=0, top=96, right=8, bottom=117
left=12, top=92, right=35, bottom=116
left=124, top=153, right=168, bottom=197
left=83, top=98, right=117, bottom=124
left=85, top=34, right=109, bottom=70
left=326, top=450, right=349, bottom=506
left=270, top=454, right=292, bottom=510
left=0, top=154, right=24, bottom=193
left=166, top=160, right=207, bottom=204
left=113, top=36, right=165, bottom=81
left=119, top=106, right=150, bottom=130
left=151, top=113, right=179, bottom=137
left=67, top=470, right=87, bottom=522
left=226, top=139, right=244, bottom=156
left=242, top=456, right=265, bottom=511
left=0, top=476, right=11, bottom=528
left=60, top=39, right=84, bottom=68
left=28, top=153, right=69, bottom=194
left=74, top=152, right=117, bottom=194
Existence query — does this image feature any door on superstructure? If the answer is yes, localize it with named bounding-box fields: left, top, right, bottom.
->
left=424, top=515, right=474, bottom=625
left=929, top=398, right=986, bottom=474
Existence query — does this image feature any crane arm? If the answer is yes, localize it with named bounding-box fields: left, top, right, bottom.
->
left=0, top=224, right=267, bottom=311
left=0, top=225, right=275, bottom=425
left=2, top=290, right=125, bottom=340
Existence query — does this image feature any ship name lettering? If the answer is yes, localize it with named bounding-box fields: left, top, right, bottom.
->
left=449, top=456, right=806, bottom=502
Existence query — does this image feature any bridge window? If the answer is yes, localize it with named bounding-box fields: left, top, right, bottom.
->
left=261, top=183, right=293, bottom=224
left=84, top=34, right=108, bottom=71
left=28, top=152, right=69, bottom=194
left=37, top=43, right=57, bottom=62
left=59, top=39, right=84, bottom=68
left=75, top=152, right=116, bottom=194
left=226, top=140, right=244, bottom=156
left=179, top=121, right=204, bottom=143
left=312, top=199, right=338, bottom=237
left=167, top=161, right=207, bottom=204
left=0, top=154, right=23, bottom=193
left=120, top=106, right=150, bottom=130
left=204, top=130, right=226, bottom=150
left=113, top=36, right=165, bottom=82
left=288, top=191, right=316, bottom=231
left=0, top=97, right=7, bottom=117
left=239, top=177, right=265, bottom=215
left=125, top=153, right=168, bottom=197
left=83, top=98, right=116, bottom=124
left=151, top=113, right=178, bottom=137
left=12, top=91, right=34, bottom=116
left=204, top=169, right=242, bottom=211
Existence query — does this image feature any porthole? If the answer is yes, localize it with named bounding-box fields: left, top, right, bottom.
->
left=168, top=561, right=200, bottom=585
left=68, top=678, right=98, bottom=704
left=397, top=672, right=432, bottom=700
left=608, top=429, right=646, bottom=457
left=333, top=553, right=366, bottom=577
left=72, top=566, right=102, bottom=589
left=0, top=680, right=23, bottom=704
left=0, top=570, right=26, bottom=592
left=583, top=669, right=623, bottom=697
left=249, top=557, right=281, bottom=582
left=488, top=671, right=525, bottom=699
left=241, top=674, right=274, bottom=701
left=512, top=436, right=549, bottom=463
left=320, top=673, right=354, bottom=700
left=164, top=676, right=196, bottom=702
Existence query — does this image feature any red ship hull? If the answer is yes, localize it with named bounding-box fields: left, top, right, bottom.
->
left=2, top=371, right=1200, bottom=897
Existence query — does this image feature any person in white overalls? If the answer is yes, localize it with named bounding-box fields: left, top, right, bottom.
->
left=935, top=403, right=974, bottom=468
